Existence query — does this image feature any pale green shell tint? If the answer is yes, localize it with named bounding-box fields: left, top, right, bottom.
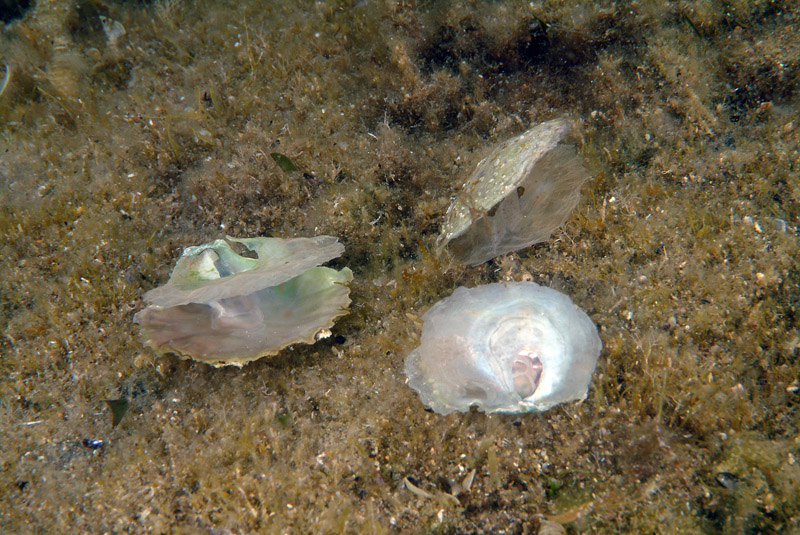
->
left=134, top=236, right=353, bottom=367
left=438, top=118, right=590, bottom=265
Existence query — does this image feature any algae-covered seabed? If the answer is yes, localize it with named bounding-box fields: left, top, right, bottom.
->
left=1, top=1, right=798, bottom=533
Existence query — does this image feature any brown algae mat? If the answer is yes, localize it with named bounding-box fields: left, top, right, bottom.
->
left=1, top=1, right=799, bottom=533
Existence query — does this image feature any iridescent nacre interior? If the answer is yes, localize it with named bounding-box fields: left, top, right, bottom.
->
left=405, top=282, right=602, bottom=414
left=134, top=236, right=353, bottom=367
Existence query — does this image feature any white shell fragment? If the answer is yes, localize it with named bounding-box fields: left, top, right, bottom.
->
left=405, top=282, right=601, bottom=415
left=134, top=236, right=353, bottom=367
left=438, top=118, right=590, bottom=265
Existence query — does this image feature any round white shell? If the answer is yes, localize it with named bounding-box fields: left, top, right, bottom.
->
left=405, top=282, right=602, bottom=415
left=438, top=118, right=590, bottom=265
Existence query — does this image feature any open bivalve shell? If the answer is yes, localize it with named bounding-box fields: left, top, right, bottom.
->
left=438, top=117, right=590, bottom=265
left=134, top=236, right=353, bottom=367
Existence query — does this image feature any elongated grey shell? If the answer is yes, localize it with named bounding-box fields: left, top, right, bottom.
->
left=438, top=118, right=590, bottom=265
left=405, top=282, right=602, bottom=415
left=134, top=236, right=353, bottom=367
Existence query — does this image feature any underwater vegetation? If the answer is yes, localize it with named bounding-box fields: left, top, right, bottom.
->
left=405, top=282, right=601, bottom=415
left=1, top=0, right=799, bottom=534
left=134, top=236, right=352, bottom=367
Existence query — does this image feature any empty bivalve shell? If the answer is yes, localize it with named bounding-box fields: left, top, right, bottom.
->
left=405, top=281, right=602, bottom=414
